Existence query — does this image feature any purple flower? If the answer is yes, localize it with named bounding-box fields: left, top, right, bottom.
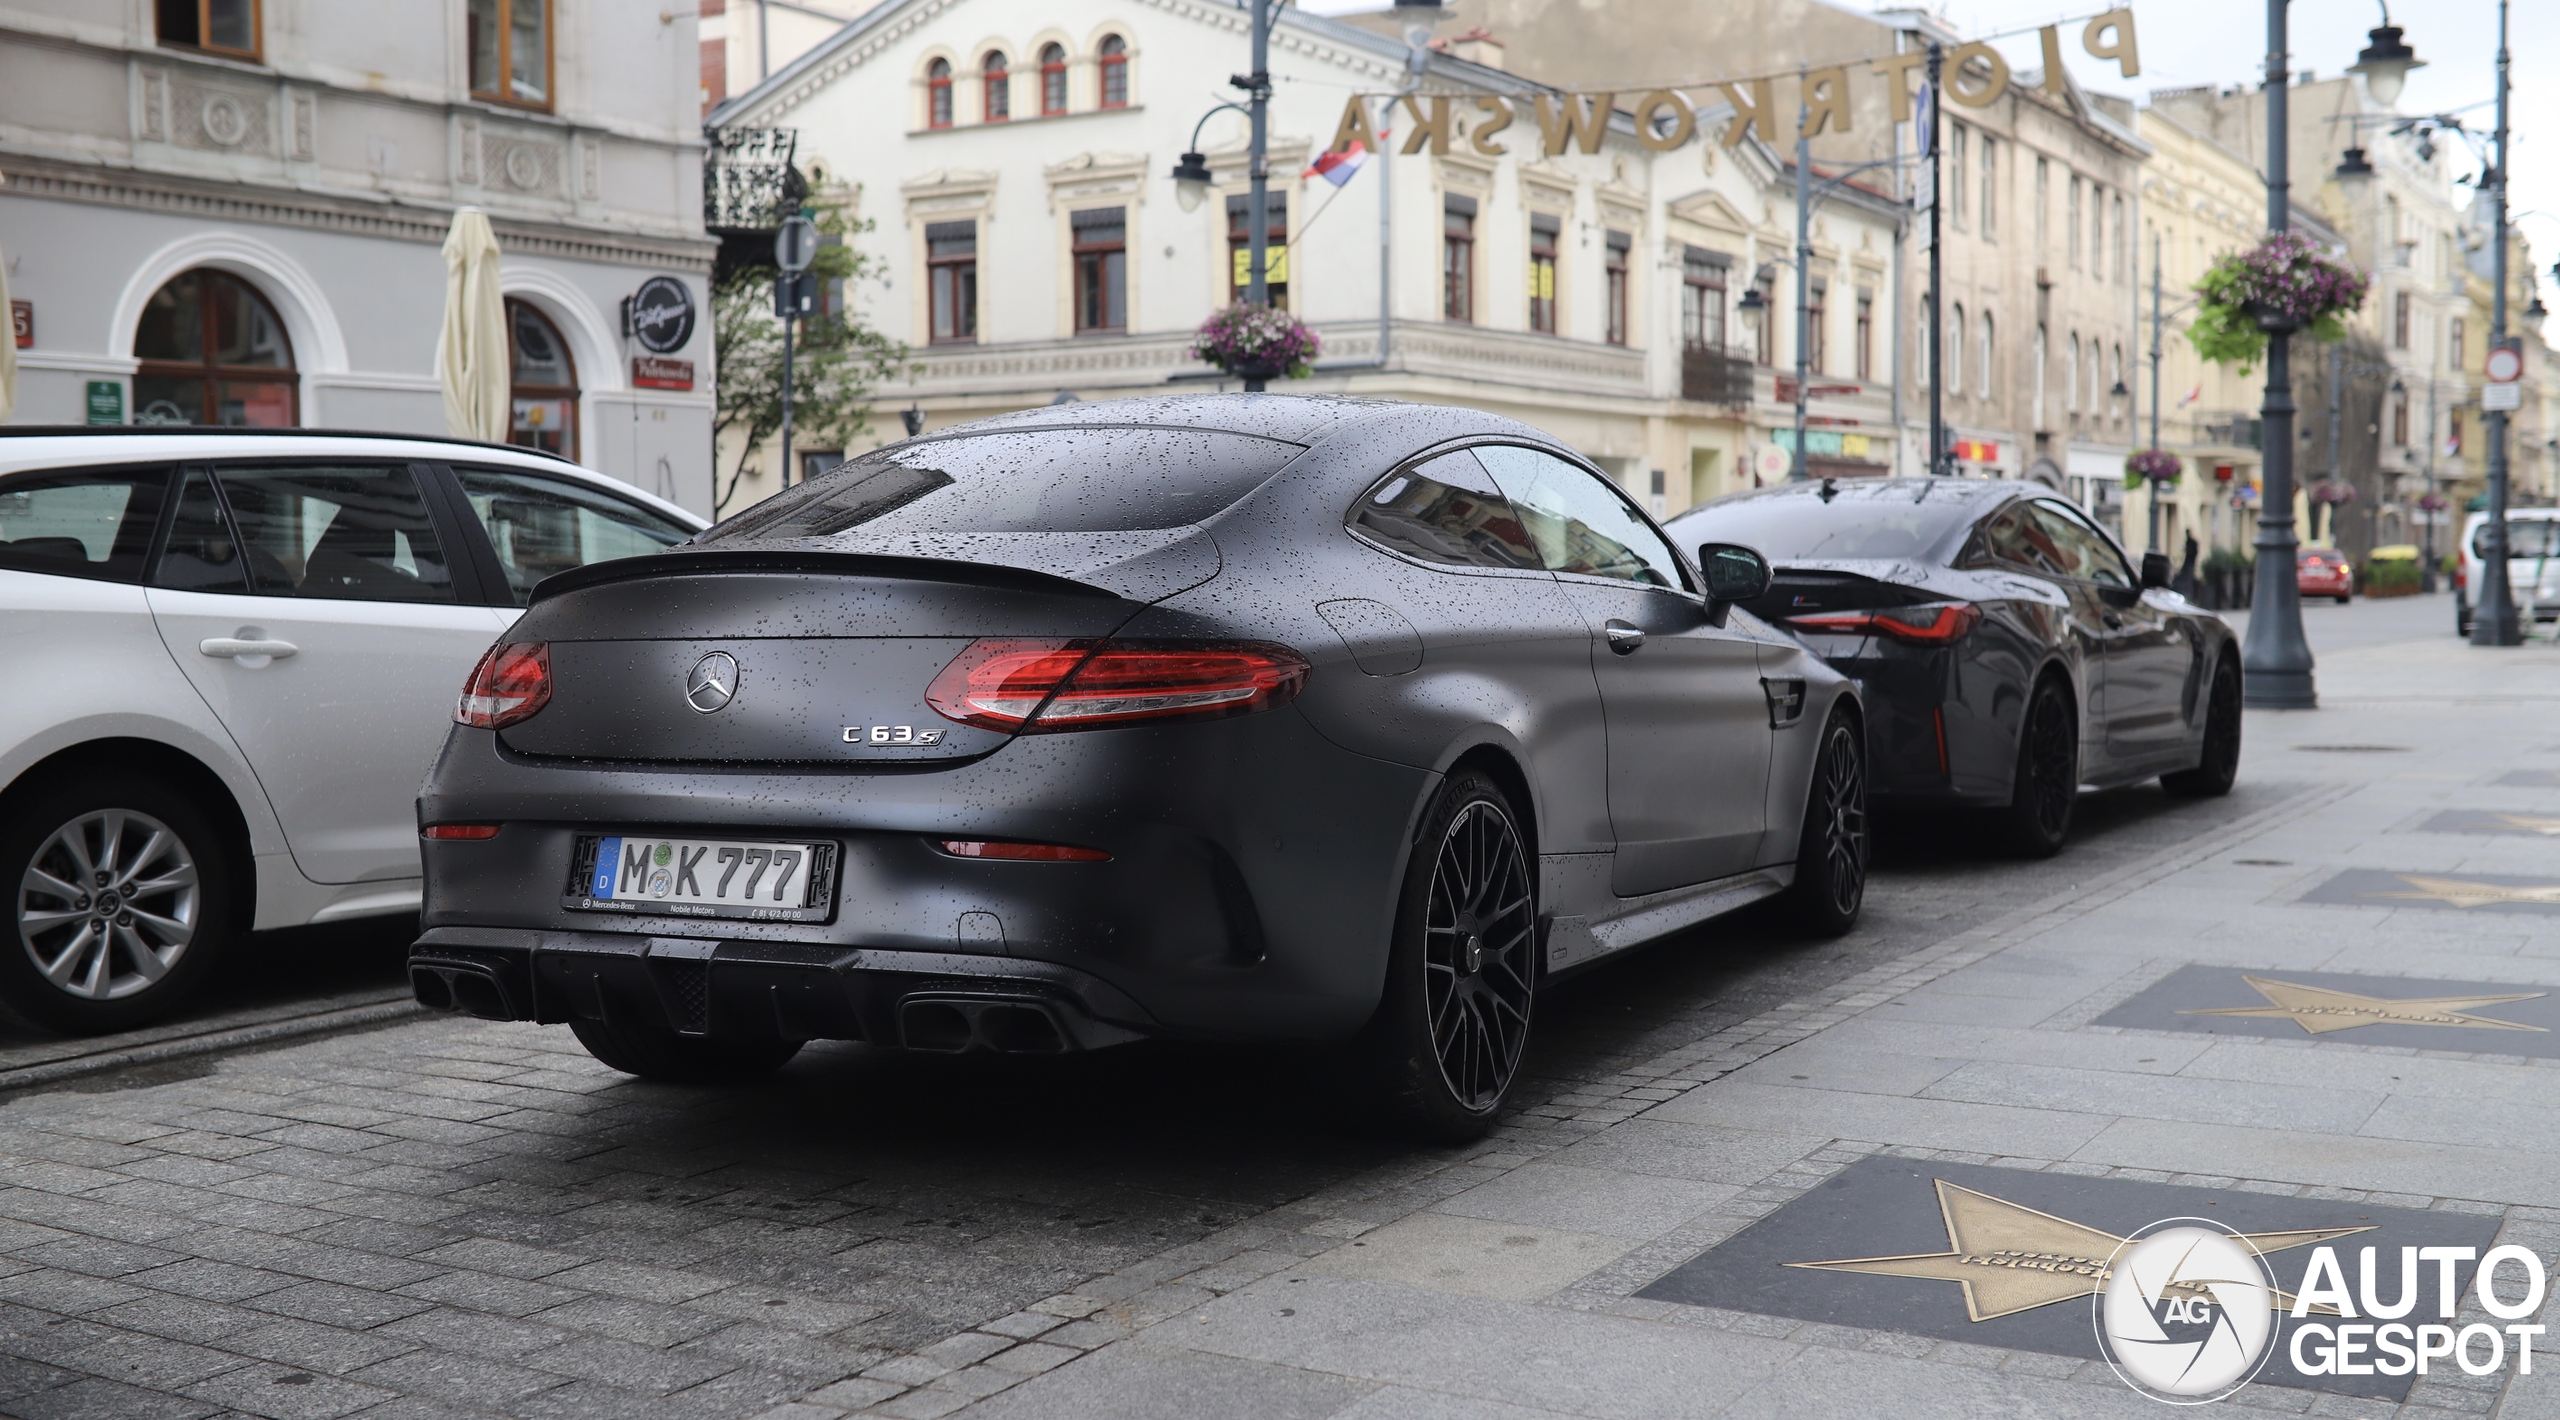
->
left=1191, top=304, right=1321, bottom=377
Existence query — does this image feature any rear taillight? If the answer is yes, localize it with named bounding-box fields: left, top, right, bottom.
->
left=936, top=839, right=1111, bottom=862
left=421, top=824, right=501, bottom=840
left=926, top=638, right=1310, bottom=733
left=455, top=642, right=552, bottom=729
left=1786, top=601, right=1981, bottom=644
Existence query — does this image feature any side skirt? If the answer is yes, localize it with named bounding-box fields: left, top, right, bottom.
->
left=1541, top=865, right=1796, bottom=978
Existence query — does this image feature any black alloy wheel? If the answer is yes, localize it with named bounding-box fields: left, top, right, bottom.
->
left=2161, top=656, right=2242, bottom=799
left=570, top=1014, right=802, bottom=1085
left=1358, top=770, right=1537, bottom=1142
left=1996, top=678, right=2079, bottom=859
left=1785, top=711, right=1868, bottom=935
left=0, top=773, right=234, bottom=1034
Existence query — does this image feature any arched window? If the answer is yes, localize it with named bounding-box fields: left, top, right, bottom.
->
left=506, top=299, right=578, bottom=459
left=1097, top=35, right=1128, bottom=109
left=1978, top=312, right=1994, bottom=399
left=926, top=57, right=953, bottom=129
left=1948, top=304, right=1965, bottom=394
left=1039, top=43, right=1067, bottom=115
left=132, top=269, right=297, bottom=427
left=982, top=50, right=1009, bottom=122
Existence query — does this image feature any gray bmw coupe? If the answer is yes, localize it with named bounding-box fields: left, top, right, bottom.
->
left=409, top=396, right=1864, bottom=1138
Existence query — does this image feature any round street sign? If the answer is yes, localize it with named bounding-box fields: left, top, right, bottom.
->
left=628, top=276, right=695, bottom=355
left=2487, top=345, right=2524, bottom=383
left=775, top=215, right=820, bottom=275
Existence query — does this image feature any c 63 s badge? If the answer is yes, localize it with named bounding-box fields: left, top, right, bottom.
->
left=844, top=725, right=946, bottom=745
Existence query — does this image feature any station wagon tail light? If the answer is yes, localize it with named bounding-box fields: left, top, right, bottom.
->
left=1786, top=601, right=1982, bottom=644
left=936, top=839, right=1111, bottom=862
left=455, top=642, right=552, bottom=729
left=927, top=638, right=1311, bottom=732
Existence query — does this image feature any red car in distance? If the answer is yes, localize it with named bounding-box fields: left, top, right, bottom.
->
left=2297, top=548, right=2353, bottom=603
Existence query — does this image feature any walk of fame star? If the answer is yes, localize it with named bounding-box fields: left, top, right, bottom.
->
left=2375, top=874, right=2560, bottom=909
left=2177, top=974, right=2548, bottom=1035
left=1786, top=1179, right=2371, bottom=1321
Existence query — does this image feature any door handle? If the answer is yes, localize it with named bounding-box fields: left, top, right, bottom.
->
left=1604, top=620, right=1646, bottom=655
left=200, top=634, right=299, bottom=663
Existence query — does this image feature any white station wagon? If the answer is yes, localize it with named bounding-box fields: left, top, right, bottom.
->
left=0, top=430, right=706, bottom=1032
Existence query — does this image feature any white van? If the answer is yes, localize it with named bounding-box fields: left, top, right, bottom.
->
left=2454, top=508, right=2560, bottom=636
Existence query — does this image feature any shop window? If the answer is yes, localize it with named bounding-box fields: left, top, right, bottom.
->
left=1604, top=231, right=1630, bottom=346
left=927, top=58, right=953, bottom=128
left=1040, top=43, right=1068, bottom=115
left=982, top=51, right=1009, bottom=122
left=1443, top=198, right=1475, bottom=324
left=1098, top=35, right=1128, bottom=109
left=467, top=0, right=550, bottom=109
left=506, top=299, right=578, bottom=460
left=156, top=0, right=258, bottom=60
left=1527, top=214, right=1559, bottom=335
left=132, top=269, right=296, bottom=428
left=1227, top=194, right=1288, bottom=306
left=927, top=220, right=978, bottom=343
left=1072, top=208, right=1126, bottom=333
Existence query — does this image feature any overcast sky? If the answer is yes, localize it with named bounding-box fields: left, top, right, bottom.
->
left=1302, top=0, right=2559, bottom=308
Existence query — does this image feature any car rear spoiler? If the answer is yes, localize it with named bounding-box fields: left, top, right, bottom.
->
left=528, top=548, right=1120, bottom=606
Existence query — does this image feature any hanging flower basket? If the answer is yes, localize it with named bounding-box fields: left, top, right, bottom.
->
left=2189, top=232, right=2368, bottom=374
left=2122, top=448, right=2182, bottom=490
left=1191, top=304, right=1320, bottom=382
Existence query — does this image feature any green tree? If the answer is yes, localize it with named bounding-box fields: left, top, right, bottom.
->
left=713, top=201, right=909, bottom=517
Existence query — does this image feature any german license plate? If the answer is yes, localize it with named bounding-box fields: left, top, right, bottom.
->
left=571, top=834, right=833, bottom=922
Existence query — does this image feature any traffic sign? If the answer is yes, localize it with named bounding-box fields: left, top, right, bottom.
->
left=775, top=215, right=819, bottom=275
left=2487, top=345, right=2523, bottom=384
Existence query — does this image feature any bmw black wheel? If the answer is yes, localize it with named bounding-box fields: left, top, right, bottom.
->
left=1358, top=770, right=1536, bottom=1142
left=2160, top=655, right=2242, bottom=799
left=1785, top=711, right=1867, bottom=935
left=1995, top=677, right=2078, bottom=859
left=0, top=773, right=234, bottom=1034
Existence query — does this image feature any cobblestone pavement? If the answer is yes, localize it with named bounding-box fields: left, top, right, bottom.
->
left=0, top=598, right=2518, bottom=1420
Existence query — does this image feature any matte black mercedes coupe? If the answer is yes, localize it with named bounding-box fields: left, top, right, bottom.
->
left=1667, top=478, right=2241, bottom=857
left=409, top=396, right=1865, bottom=1138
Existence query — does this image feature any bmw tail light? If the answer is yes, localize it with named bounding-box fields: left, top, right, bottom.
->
left=455, top=642, right=552, bottom=729
left=1786, top=601, right=1981, bottom=644
left=927, top=638, right=1310, bottom=733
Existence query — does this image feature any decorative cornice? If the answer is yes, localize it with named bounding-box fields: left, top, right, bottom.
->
left=0, top=154, right=713, bottom=270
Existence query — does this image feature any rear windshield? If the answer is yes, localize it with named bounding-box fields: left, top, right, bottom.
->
left=1668, top=480, right=1993, bottom=563
left=701, top=426, right=1304, bottom=542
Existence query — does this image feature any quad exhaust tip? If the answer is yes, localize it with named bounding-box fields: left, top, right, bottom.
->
left=411, top=962, right=519, bottom=1022
left=899, top=996, right=1070, bottom=1054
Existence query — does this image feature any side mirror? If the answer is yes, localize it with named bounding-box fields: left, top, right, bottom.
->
left=1698, top=543, right=1772, bottom=626
left=2140, top=551, right=2172, bottom=590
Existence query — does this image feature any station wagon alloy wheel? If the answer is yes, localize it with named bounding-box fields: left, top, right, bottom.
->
left=17, top=809, right=200, bottom=1000
left=1424, top=797, right=1536, bottom=1112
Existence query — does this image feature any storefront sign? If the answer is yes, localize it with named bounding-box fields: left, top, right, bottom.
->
left=632, top=355, right=695, bottom=391
left=9, top=300, right=29, bottom=349
left=1952, top=439, right=1999, bottom=463
left=1333, top=7, right=2137, bottom=161
left=627, top=276, right=696, bottom=355
left=84, top=381, right=122, bottom=425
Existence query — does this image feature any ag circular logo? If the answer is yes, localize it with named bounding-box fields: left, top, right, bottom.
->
left=630, top=275, right=696, bottom=354
left=685, top=652, right=738, bottom=714
left=2095, top=1220, right=2279, bottom=1404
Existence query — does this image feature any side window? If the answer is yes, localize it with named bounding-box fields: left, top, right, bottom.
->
left=200, top=464, right=459, bottom=603
left=1349, top=450, right=1541, bottom=571
left=453, top=467, right=695, bottom=604
left=0, top=467, right=168, bottom=582
left=2024, top=500, right=2132, bottom=587
left=1474, top=445, right=1688, bottom=590
left=1971, top=505, right=2050, bottom=574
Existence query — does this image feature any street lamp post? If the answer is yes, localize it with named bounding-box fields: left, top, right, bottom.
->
left=1926, top=43, right=1947, bottom=475
left=2241, top=0, right=2315, bottom=709
left=2471, top=0, right=2522, bottom=646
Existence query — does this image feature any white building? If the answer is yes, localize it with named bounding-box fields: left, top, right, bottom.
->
left=1, top=0, right=720, bottom=515
left=706, top=0, right=1909, bottom=513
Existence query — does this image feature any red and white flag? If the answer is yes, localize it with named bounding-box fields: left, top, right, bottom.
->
left=2177, top=382, right=2202, bottom=408
left=1304, top=142, right=1369, bottom=187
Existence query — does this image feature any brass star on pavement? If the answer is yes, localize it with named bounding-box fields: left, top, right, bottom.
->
left=2495, top=815, right=2560, bottom=837
left=2180, top=974, right=2547, bottom=1035
left=2376, top=874, right=2560, bottom=910
left=1787, top=1179, right=2369, bottom=1321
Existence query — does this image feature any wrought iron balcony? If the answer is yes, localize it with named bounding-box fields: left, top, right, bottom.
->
left=1680, top=344, right=1755, bottom=406
left=704, top=127, right=805, bottom=233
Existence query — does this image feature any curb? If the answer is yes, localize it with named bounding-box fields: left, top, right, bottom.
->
left=0, top=995, right=426, bottom=1096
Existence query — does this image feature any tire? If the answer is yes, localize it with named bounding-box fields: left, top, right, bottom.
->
left=1783, top=710, right=1867, bottom=935
left=1353, top=769, right=1537, bottom=1144
left=2160, top=655, right=2242, bottom=799
left=1995, top=676, right=2079, bottom=859
left=570, top=1015, right=801, bottom=1085
left=0, top=773, right=235, bottom=1035
left=2336, top=595, right=2352, bottom=605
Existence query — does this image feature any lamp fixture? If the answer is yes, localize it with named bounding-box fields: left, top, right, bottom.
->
left=2348, top=9, right=2423, bottom=108
left=1169, top=151, right=1215, bottom=212
left=2334, top=147, right=2376, bottom=181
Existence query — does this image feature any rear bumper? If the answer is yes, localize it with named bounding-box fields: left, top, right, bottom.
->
left=411, top=926, right=1150, bottom=1053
